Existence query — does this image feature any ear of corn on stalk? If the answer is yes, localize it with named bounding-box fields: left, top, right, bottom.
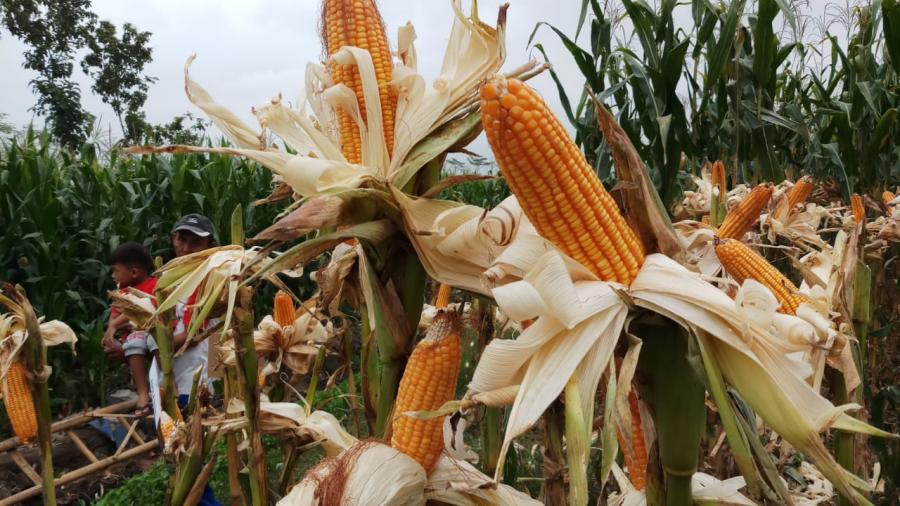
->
left=851, top=194, right=865, bottom=224
left=715, top=238, right=808, bottom=314
left=2, top=361, right=37, bottom=443
left=717, top=183, right=773, bottom=239
left=882, top=190, right=895, bottom=210
left=786, top=177, right=813, bottom=209
left=480, top=76, right=644, bottom=285
left=322, top=0, right=397, bottom=163
left=390, top=309, right=461, bottom=473
left=274, top=290, right=296, bottom=327
left=711, top=161, right=727, bottom=196
left=433, top=283, right=451, bottom=309
left=616, top=383, right=647, bottom=490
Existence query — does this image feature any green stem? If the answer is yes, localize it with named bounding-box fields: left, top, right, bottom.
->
left=305, top=345, right=327, bottom=409
left=375, top=356, right=403, bottom=438
left=236, top=287, right=267, bottom=506
left=22, top=297, right=56, bottom=505
left=695, top=331, right=771, bottom=501
left=665, top=473, right=694, bottom=506
left=223, top=367, right=247, bottom=505
left=359, top=304, right=378, bottom=434
left=831, top=369, right=854, bottom=506
left=637, top=319, right=705, bottom=506
left=154, top=308, right=180, bottom=420
left=564, top=377, right=588, bottom=506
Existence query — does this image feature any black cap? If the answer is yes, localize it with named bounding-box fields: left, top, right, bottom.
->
left=172, top=214, right=215, bottom=238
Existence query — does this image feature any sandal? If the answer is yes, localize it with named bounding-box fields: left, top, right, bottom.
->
left=134, top=403, right=152, bottom=417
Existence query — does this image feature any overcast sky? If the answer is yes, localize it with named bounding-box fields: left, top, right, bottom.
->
left=1, top=1, right=833, bottom=158
left=0, top=0, right=602, bottom=157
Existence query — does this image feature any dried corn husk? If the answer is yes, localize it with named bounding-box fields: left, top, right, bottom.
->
left=219, top=309, right=333, bottom=376
left=128, top=0, right=514, bottom=199
left=0, top=301, right=76, bottom=383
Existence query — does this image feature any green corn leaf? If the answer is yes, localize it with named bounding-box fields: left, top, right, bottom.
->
left=620, top=0, right=660, bottom=70
left=884, top=0, right=900, bottom=74
left=706, top=0, right=746, bottom=90
left=529, top=22, right=602, bottom=92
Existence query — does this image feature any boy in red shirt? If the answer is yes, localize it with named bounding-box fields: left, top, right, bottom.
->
left=102, top=242, right=157, bottom=416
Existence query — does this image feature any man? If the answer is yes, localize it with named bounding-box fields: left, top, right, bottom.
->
left=163, top=213, right=218, bottom=405
left=149, top=213, right=221, bottom=506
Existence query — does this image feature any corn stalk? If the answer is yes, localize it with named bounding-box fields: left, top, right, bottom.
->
left=235, top=286, right=267, bottom=505
left=18, top=290, right=56, bottom=505
left=636, top=316, right=705, bottom=506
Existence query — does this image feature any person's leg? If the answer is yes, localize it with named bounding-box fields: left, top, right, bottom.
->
left=127, top=355, right=151, bottom=414
left=122, top=331, right=151, bottom=414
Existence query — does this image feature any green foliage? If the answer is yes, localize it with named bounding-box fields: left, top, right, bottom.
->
left=92, top=461, right=169, bottom=505
left=0, top=0, right=156, bottom=147
left=0, top=0, right=97, bottom=148
left=533, top=0, right=900, bottom=207
left=80, top=21, right=156, bottom=144
left=0, top=129, right=280, bottom=418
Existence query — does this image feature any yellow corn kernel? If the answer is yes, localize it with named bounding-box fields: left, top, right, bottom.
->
left=322, top=0, right=396, bottom=163
left=715, top=238, right=808, bottom=314
left=273, top=290, right=296, bottom=328
left=391, top=310, right=461, bottom=473
left=615, top=359, right=647, bottom=491
left=2, top=361, right=37, bottom=443
left=787, top=177, right=813, bottom=209
left=433, top=283, right=451, bottom=309
left=480, top=76, right=645, bottom=285
left=159, top=411, right=175, bottom=444
left=882, top=190, right=895, bottom=210
left=851, top=194, right=865, bottom=224
left=718, top=183, right=773, bottom=240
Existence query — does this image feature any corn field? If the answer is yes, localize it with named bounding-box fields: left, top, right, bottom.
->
left=1, top=0, right=900, bottom=505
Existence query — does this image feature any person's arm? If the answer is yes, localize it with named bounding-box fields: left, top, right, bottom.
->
left=102, top=313, right=126, bottom=361
left=172, top=330, right=188, bottom=350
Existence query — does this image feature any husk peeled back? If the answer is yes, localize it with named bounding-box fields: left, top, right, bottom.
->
left=129, top=0, right=509, bottom=204
left=630, top=254, right=892, bottom=505
left=0, top=308, right=77, bottom=383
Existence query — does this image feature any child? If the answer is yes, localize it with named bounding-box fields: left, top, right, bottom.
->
left=103, top=242, right=157, bottom=416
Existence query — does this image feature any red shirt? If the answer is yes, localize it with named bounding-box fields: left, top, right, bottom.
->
left=111, top=276, right=157, bottom=340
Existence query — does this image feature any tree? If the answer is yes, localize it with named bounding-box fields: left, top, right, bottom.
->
left=0, top=0, right=156, bottom=148
left=0, top=0, right=96, bottom=148
left=81, top=21, right=155, bottom=144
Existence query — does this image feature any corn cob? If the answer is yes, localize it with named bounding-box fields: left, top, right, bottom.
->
left=851, top=194, right=865, bottom=224
left=2, top=361, right=37, bottom=443
left=159, top=410, right=176, bottom=444
left=480, top=76, right=644, bottom=285
left=322, top=0, right=396, bottom=163
left=390, top=310, right=461, bottom=473
left=883, top=190, right=896, bottom=210
left=717, top=183, right=773, bottom=240
left=715, top=238, right=809, bottom=314
left=711, top=160, right=727, bottom=196
left=273, top=290, right=296, bottom=327
left=433, top=283, right=451, bottom=309
left=786, top=177, right=813, bottom=209
left=614, top=359, right=647, bottom=491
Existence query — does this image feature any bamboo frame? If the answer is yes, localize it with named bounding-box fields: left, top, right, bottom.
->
left=0, top=441, right=158, bottom=506
left=0, top=398, right=155, bottom=506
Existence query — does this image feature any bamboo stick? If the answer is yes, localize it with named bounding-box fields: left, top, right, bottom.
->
left=0, top=441, right=157, bottom=506
left=0, top=399, right=137, bottom=452
left=65, top=431, right=99, bottom=464
left=10, top=449, right=41, bottom=485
